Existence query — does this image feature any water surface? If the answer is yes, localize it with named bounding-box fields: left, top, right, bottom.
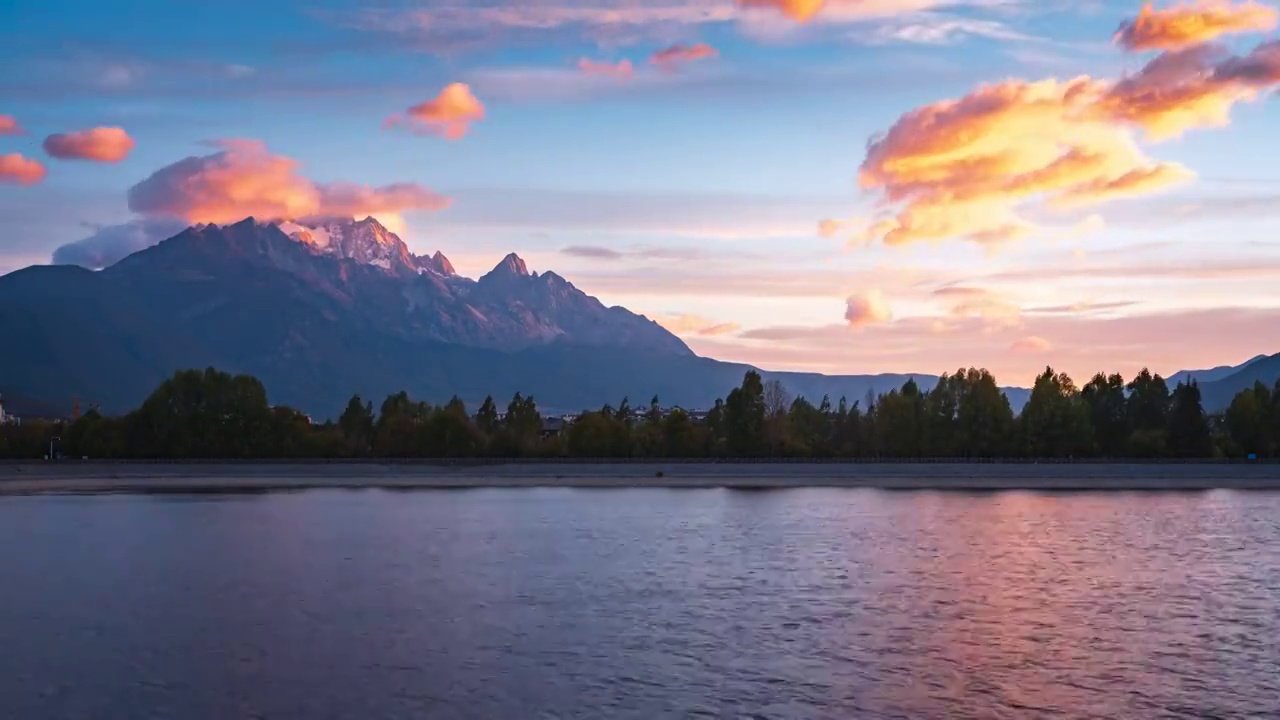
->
left=2, top=488, right=1278, bottom=719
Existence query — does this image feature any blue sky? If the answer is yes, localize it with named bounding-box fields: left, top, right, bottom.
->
left=3, top=0, right=1280, bottom=383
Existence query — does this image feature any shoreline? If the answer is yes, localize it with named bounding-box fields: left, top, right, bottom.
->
left=3, top=461, right=1280, bottom=494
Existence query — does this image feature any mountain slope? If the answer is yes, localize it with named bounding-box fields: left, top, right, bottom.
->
left=1169, top=354, right=1269, bottom=386
left=2, top=217, right=1024, bottom=418
left=1199, top=353, right=1280, bottom=411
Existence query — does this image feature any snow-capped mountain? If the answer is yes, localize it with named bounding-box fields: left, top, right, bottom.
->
left=276, top=216, right=456, bottom=277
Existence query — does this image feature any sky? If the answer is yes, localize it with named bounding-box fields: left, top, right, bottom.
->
left=3, top=0, right=1280, bottom=386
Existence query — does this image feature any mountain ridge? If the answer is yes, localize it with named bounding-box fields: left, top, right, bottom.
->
left=1, top=217, right=990, bottom=417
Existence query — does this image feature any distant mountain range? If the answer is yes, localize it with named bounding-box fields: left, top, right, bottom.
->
left=0, top=217, right=986, bottom=418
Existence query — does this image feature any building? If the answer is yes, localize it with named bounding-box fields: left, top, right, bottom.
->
left=0, top=394, right=17, bottom=426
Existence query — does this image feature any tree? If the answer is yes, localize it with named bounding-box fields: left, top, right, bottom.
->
left=1225, top=382, right=1273, bottom=457
left=1167, top=381, right=1212, bottom=458
left=724, top=371, right=766, bottom=456
left=338, top=394, right=375, bottom=456
left=1020, top=367, right=1093, bottom=458
left=1082, top=373, right=1129, bottom=457
left=1127, top=368, right=1170, bottom=433
left=496, top=392, right=542, bottom=456
left=953, top=368, right=1015, bottom=458
left=424, top=398, right=482, bottom=457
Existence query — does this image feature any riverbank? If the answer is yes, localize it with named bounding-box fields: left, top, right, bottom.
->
left=2, top=461, right=1280, bottom=494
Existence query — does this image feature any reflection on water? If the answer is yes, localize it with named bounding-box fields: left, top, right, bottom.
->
left=1, top=489, right=1278, bottom=719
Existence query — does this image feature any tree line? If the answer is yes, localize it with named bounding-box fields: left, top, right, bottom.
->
left=2, top=366, right=1278, bottom=460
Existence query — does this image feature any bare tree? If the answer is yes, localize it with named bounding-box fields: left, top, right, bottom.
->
left=763, top=380, right=791, bottom=417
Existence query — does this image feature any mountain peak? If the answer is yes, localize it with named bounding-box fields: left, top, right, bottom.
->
left=431, top=251, right=456, bottom=276
left=276, top=216, right=415, bottom=274
left=492, top=252, right=529, bottom=277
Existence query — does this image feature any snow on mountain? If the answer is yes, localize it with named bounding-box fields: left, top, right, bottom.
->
left=274, top=216, right=454, bottom=277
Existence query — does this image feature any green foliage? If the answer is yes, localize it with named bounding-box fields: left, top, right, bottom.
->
left=1167, top=381, right=1212, bottom=458
left=2, top=364, right=1277, bottom=460
left=1020, top=367, right=1093, bottom=458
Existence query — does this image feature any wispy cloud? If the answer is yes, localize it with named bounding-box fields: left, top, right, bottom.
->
left=1115, top=0, right=1278, bottom=52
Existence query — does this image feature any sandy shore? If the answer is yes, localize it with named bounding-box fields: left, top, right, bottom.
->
left=2, top=461, right=1279, bottom=494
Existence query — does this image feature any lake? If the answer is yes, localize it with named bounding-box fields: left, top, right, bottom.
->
left=2, top=488, right=1278, bottom=719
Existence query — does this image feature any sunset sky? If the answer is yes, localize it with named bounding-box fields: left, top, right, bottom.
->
left=3, top=0, right=1280, bottom=385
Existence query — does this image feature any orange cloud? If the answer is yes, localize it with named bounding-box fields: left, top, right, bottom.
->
left=127, top=140, right=449, bottom=231
left=1010, top=336, right=1052, bottom=353
left=845, top=290, right=892, bottom=327
left=654, top=313, right=742, bottom=337
left=738, top=0, right=826, bottom=22
left=859, top=23, right=1280, bottom=248
left=578, top=58, right=634, bottom=80
left=385, top=83, right=485, bottom=140
left=859, top=77, right=1193, bottom=246
left=650, top=43, right=719, bottom=70
left=1116, top=1, right=1278, bottom=52
left=0, top=114, right=23, bottom=135
left=43, top=126, right=136, bottom=162
left=818, top=219, right=843, bottom=238
left=0, top=153, right=46, bottom=185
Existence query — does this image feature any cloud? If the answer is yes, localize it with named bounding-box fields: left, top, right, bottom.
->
left=333, top=3, right=740, bottom=52
left=51, top=217, right=187, bottom=269
left=0, top=154, right=46, bottom=185
left=862, top=16, right=1035, bottom=45
left=818, top=219, right=843, bottom=237
left=845, top=289, right=893, bottom=327
left=126, top=139, right=449, bottom=231
left=385, top=83, right=485, bottom=140
left=1115, top=0, right=1278, bottom=52
left=653, top=312, right=742, bottom=336
left=1010, top=335, right=1052, bottom=352
left=562, top=244, right=711, bottom=262
left=650, top=43, right=719, bottom=70
left=738, top=0, right=826, bottom=22
left=933, top=286, right=1021, bottom=328
left=0, top=114, right=23, bottom=135
left=578, top=58, right=635, bottom=80
left=42, top=126, right=136, bottom=162
left=859, top=77, right=1193, bottom=246
left=857, top=10, right=1280, bottom=248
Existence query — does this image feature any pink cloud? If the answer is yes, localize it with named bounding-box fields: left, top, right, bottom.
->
left=43, top=126, right=136, bottom=162
left=0, top=114, right=24, bottom=135
left=577, top=58, right=634, bottom=80
left=650, top=43, right=719, bottom=71
left=1116, top=1, right=1278, bottom=52
left=385, top=83, right=485, bottom=140
left=845, top=289, right=892, bottom=327
left=126, top=140, right=449, bottom=230
left=0, top=153, right=46, bottom=185
left=691, top=307, right=1280, bottom=389
left=1011, top=336, right=1052, bottom=353
left=738, top=0, right=826, bottom=22
left=654, top=313, right=743, bottom=337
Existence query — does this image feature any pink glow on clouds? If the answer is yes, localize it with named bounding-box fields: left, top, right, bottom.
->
left=650, top=43, right=719, bottom=70
left=0, top=115, right=24, bottom=135
left=845, top=290, right=892, bottom=327
left=0, top=153, right=46, bottom=185
left=385, top=83, right=485, bottom=140
left=43, top=126, right=136, bottom=162
left=577, top=58, right=634, bottom=80
left=126, top=140, right=448, bottom=231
